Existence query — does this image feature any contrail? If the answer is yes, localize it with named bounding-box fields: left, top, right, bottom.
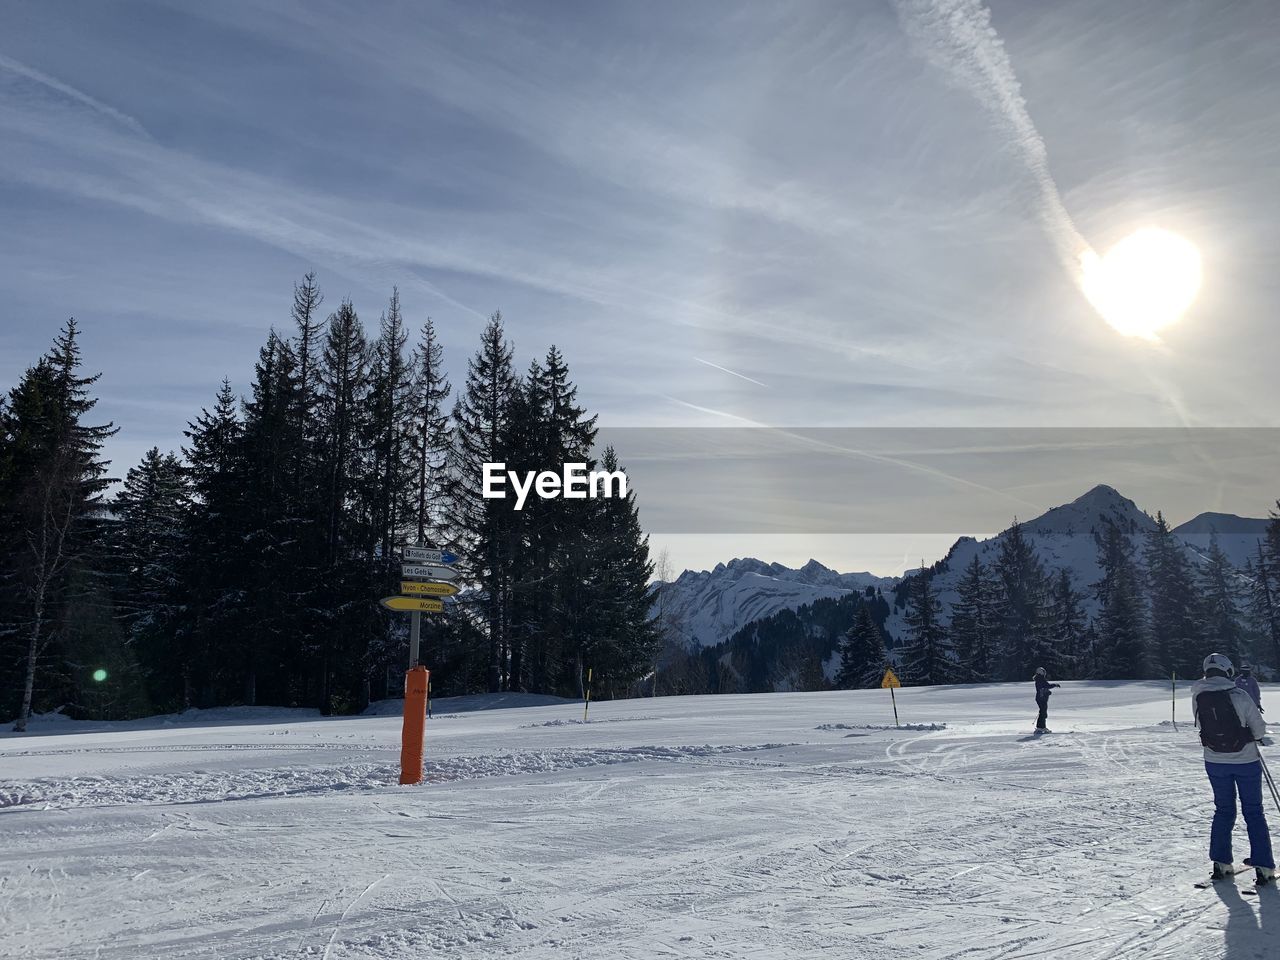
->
left=0, top=52, right=150, bottom=138
left=694, top=357, right=770, bottom=388
left=894, top=0, right=1092, bottom=275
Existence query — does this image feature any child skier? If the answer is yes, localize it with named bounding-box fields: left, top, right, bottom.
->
left=1193, top=653, right=1275, bottom=886
left=1033, top=667, right=1059, bottom=733
left=1236, top=663, right=1264, bottom=713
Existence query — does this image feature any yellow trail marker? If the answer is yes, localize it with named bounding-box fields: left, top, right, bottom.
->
left=881, top=667, right=901, bottom=728
left=400, top=581, right=459, bottom=597
left=381, top=596, right=444, bottom=613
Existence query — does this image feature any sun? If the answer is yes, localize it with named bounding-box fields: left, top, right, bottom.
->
left=1080, top=227, right=1202, bottom=340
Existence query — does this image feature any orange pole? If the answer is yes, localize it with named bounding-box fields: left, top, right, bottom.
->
left=400, top=665, right=430, bottom=785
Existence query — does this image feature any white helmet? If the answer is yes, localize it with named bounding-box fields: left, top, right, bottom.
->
left=1035, top=666, right=1046, bottom=676
left=1203, top=653, right=1235, bottom=678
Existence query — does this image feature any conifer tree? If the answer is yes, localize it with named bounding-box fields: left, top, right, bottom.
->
left=366, top=289, right=415, bottom=567
left=239, top=331, right=306, bottom=705
left=409, top=315, right=451, bottom=546
left=1094, top=522, right=1147, bottom=678
left=1046, top=567, right=1088, bottom=678
left=900, top=574, right=957, bottom=685
left=1145, top=511, right=1202, bottom=679
left=3, top=321, right=117, bottom=730
left=577, top=446, right=657, bottom=697
left=1199, top=536, right=1244, bottom=667
left=835, top=602, right=888, bottom=688
left=181, top=380, right=246, bottom=708
left=950, top=554, right=999, bottom=681
left=113, top=447, right=190, bottom=706
left=993, top=520, right=1049, bottom=680
left=452, top=312, right=517, bottom=692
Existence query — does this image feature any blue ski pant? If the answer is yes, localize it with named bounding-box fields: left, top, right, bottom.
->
left=1205, top=760, right=1275, bottom=869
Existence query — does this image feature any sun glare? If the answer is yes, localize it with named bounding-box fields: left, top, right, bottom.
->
left=1081, top=228, right=1202, bottom=340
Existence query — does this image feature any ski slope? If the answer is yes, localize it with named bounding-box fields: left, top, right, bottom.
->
left=2, top=682, right=1276, bottom=959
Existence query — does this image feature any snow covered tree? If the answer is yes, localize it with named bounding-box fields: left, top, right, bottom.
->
left=950, top=554, right=999, bottom=682
left=835, top=601, right=888, bottom=688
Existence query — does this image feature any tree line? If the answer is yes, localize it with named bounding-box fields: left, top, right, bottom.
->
left=888, top=513, right=1280, bottom=687
left=660, top=510, right=1280, bottom=695
left=1, top=276, right=658, bottom=729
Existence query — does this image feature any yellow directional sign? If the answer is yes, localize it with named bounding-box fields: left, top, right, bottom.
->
left=881, top=667, right=901, bottom=689
left=400, top=580, right=459, bottom=598
left=381, top=596, right=444, bottom=613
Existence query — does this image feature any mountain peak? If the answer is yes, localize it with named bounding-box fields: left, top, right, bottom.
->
left=1026, top=484, right=1155, bottom=536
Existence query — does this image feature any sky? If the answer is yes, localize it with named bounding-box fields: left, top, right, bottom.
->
left=2, top=0, right=1279, bottom=576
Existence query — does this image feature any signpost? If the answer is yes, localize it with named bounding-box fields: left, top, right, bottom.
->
left=401, top=563, right=459, bottom=582
left=403, top=546, right=459, bottom=565
left=381, top=596, right=445, bottom=613
left=383, top=543, right=462, bottom=786
left=881, top=667, right=901, bottom=728
left=400, top=580, right=459, bottom=597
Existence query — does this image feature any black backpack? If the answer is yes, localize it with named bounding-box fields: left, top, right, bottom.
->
left=1197, top=689, right=1251, bottom=753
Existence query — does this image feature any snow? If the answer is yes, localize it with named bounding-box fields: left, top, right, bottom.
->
left=657, top=557, right=895, bottom=648
left=2, top=682, right=1277, bottom=958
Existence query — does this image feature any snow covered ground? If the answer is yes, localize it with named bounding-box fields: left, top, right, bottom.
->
left=3, top=682, right=1277, bottom=959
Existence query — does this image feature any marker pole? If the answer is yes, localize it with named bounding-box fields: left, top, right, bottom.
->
left=399, top=666, right=429, bottom=785
left=408, top=609, right=421, bottom=668
left=890, top=686, right=900, bottom=728
left=583, top=667, right=593, bottom=723
left=1171, top=671, right=1177, bottom=731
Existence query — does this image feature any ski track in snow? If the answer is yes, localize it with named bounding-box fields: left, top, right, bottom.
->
left=2, top=681, right=1278, bottom=959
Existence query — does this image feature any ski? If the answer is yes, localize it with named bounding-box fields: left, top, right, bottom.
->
left=1194, top=867, right=1247, bottom=889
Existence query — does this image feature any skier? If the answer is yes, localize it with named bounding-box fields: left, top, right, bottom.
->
left=1193, top=653, right=1275, bottom=886
left=1236, top=662, right=1264, bottom=713
left=1033, top=667, right=1059, bottom=733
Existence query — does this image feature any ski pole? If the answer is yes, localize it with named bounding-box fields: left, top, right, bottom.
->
left=1260, top=750, right=1280, bottom=815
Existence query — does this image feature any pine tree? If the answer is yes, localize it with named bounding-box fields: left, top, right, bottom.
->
left=451, top=312, right=517, bottom=692
left=408, top=315, right=451, bottom=546
left=3, top=321, right=117, bottom=730
left=577, top=446, right=658, bottom=698
left=1094, top=521, right=1147, bottom=678
left=993, top=519, right=1049, bottom=680
left=314, top=300, right=374, bottom=711
left=365, top=289, right=415, bottom=566
left=835, top=601, right=888, bottom=688
left=182, top=380, right=247, bottom=708
left=1046, top=567, right=1088, bottom=678
left=1249, top=507, right=1280, bottom=670
left=900, top=574, right=958, bottom=685
left=1199, top=535, right=1244, bottom=667
left=1144, top=511, right=1202, bottom=679
left=113, top=447, right=190, bottom=708
left=239, top=331, right=307, bottom=705
left=950, top=554, right=999, bottom=682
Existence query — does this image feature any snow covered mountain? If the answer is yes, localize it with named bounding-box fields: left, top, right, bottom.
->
left=657, top=486, right=1272, bottom=654
left=1173, top=511, right=1273, bottom=569
left=655, top=558, right=896, bottom=649
left=884, top=485, right=1271, bottom=644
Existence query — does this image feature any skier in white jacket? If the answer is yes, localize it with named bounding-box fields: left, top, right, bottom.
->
left=1193, top=653, right=1275, bottom=885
